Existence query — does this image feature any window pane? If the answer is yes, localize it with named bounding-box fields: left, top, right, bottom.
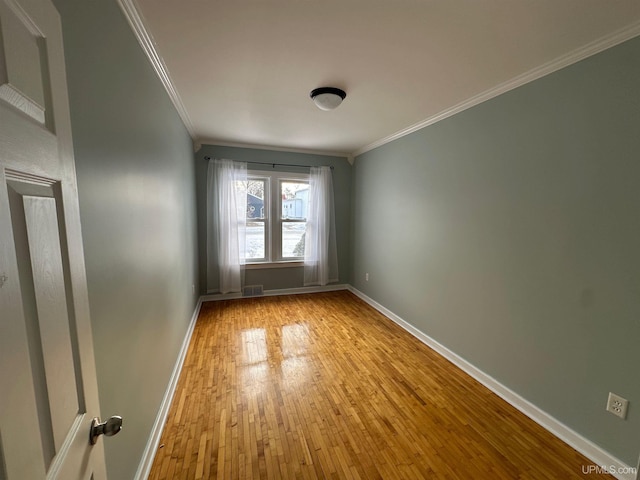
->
left=282, top=222, right=306, bottom=258
left=281, top=181, right=308, bottom=220
left=246, top=221, right=265, bottom=259
left=247, top=179, right=265, bottom=219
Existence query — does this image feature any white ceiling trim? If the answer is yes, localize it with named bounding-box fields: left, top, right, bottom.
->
left=353, top=20, right=640, bottom=158
left=117, top=0, right=640, bottom=160
left=116, top=0, right=196, bottom=139
left=198, top=139, right=352, bottom=162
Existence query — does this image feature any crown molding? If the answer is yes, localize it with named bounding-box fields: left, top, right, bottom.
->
left=198, top=139, right=351, bottom=161
left=353, top=21, right=640, bottom=158
left=116, top=0, right=196, bottom=139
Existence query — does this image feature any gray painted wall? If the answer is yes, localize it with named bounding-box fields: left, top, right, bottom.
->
left=196, top=145, right=352, bottom=293
left=352, top=36, right=640, bottom=466
left=53, top=0, right=199, bottom=478
left=49, top=0, right=640, bottom=471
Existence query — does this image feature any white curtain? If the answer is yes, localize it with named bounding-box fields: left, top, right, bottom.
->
left=207, top=158, right=247, bottom=293
left=304, top=166, right=338, bottom=286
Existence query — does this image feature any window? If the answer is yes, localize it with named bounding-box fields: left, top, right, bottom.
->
left=245, top=177, right=267, bottom=260
left=242, top=171, right=309, bottom=265
left=280, top=180, right=308, bottom=259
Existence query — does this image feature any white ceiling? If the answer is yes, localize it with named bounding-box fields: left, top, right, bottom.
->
left=130, top=0, right=640, bottom=156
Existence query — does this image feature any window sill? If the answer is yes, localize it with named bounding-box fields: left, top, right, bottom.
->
left=245, top=261, right=304, bottom=270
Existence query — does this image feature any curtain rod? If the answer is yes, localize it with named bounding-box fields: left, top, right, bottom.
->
left=203, top=156, right=333, bottom=170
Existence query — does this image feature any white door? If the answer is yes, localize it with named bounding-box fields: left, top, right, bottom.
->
left=0, top=0, right=109, bottom=478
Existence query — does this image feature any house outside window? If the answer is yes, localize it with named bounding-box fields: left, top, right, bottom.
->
left=244, top=171, right=309, bottom=264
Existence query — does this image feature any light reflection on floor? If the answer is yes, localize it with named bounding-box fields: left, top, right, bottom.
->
left=239, top=323, right=311, bottom=396
left=240, top=328, right=268, bottom=365
left=282, top=323, right=309, bottom=358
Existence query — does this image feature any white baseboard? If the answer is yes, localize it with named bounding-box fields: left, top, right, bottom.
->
left=134, top=297, right=203, bottom=480
left=135, top=286, right=637, bottom=480
left=347, top=286, right=638, bottom=480
left=202, top=283, right=349, bottom=302
left=134, top=286, right=347, bottom=478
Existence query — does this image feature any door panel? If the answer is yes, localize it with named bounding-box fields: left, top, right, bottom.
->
left=0, top=0, right=47, bottom=125
left=20, top=194, right=79, bottom=453
left=0, top=171, right=47, bottom=479
left=0, top=0, right=107, bottom=478
left=8, top=177, right=83, bottom=462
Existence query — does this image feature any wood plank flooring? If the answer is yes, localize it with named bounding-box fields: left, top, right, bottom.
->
left=148, top=291, right=612, bottom=479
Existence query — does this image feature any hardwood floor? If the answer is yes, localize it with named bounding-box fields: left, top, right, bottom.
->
left=148, top=291, right=611, bottom=479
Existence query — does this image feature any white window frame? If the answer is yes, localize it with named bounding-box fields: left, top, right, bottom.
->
left=245, top=175, right=270, bottom=263
left=245, top=170, right=309, bottom=268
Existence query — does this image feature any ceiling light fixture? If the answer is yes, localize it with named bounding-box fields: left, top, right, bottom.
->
left=310, top=87, right=346, bottom=111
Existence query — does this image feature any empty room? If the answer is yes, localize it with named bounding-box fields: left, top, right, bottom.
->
left=1, top=0, right=640, bottom=479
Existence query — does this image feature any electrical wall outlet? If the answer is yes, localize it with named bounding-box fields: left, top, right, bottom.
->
left=606, top=392, right=629, bottom=419
left=365, top=273, right=369, bottom=281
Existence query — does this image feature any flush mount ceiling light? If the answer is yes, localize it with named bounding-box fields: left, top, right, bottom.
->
left=310, top=87, right=346, bottom=111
